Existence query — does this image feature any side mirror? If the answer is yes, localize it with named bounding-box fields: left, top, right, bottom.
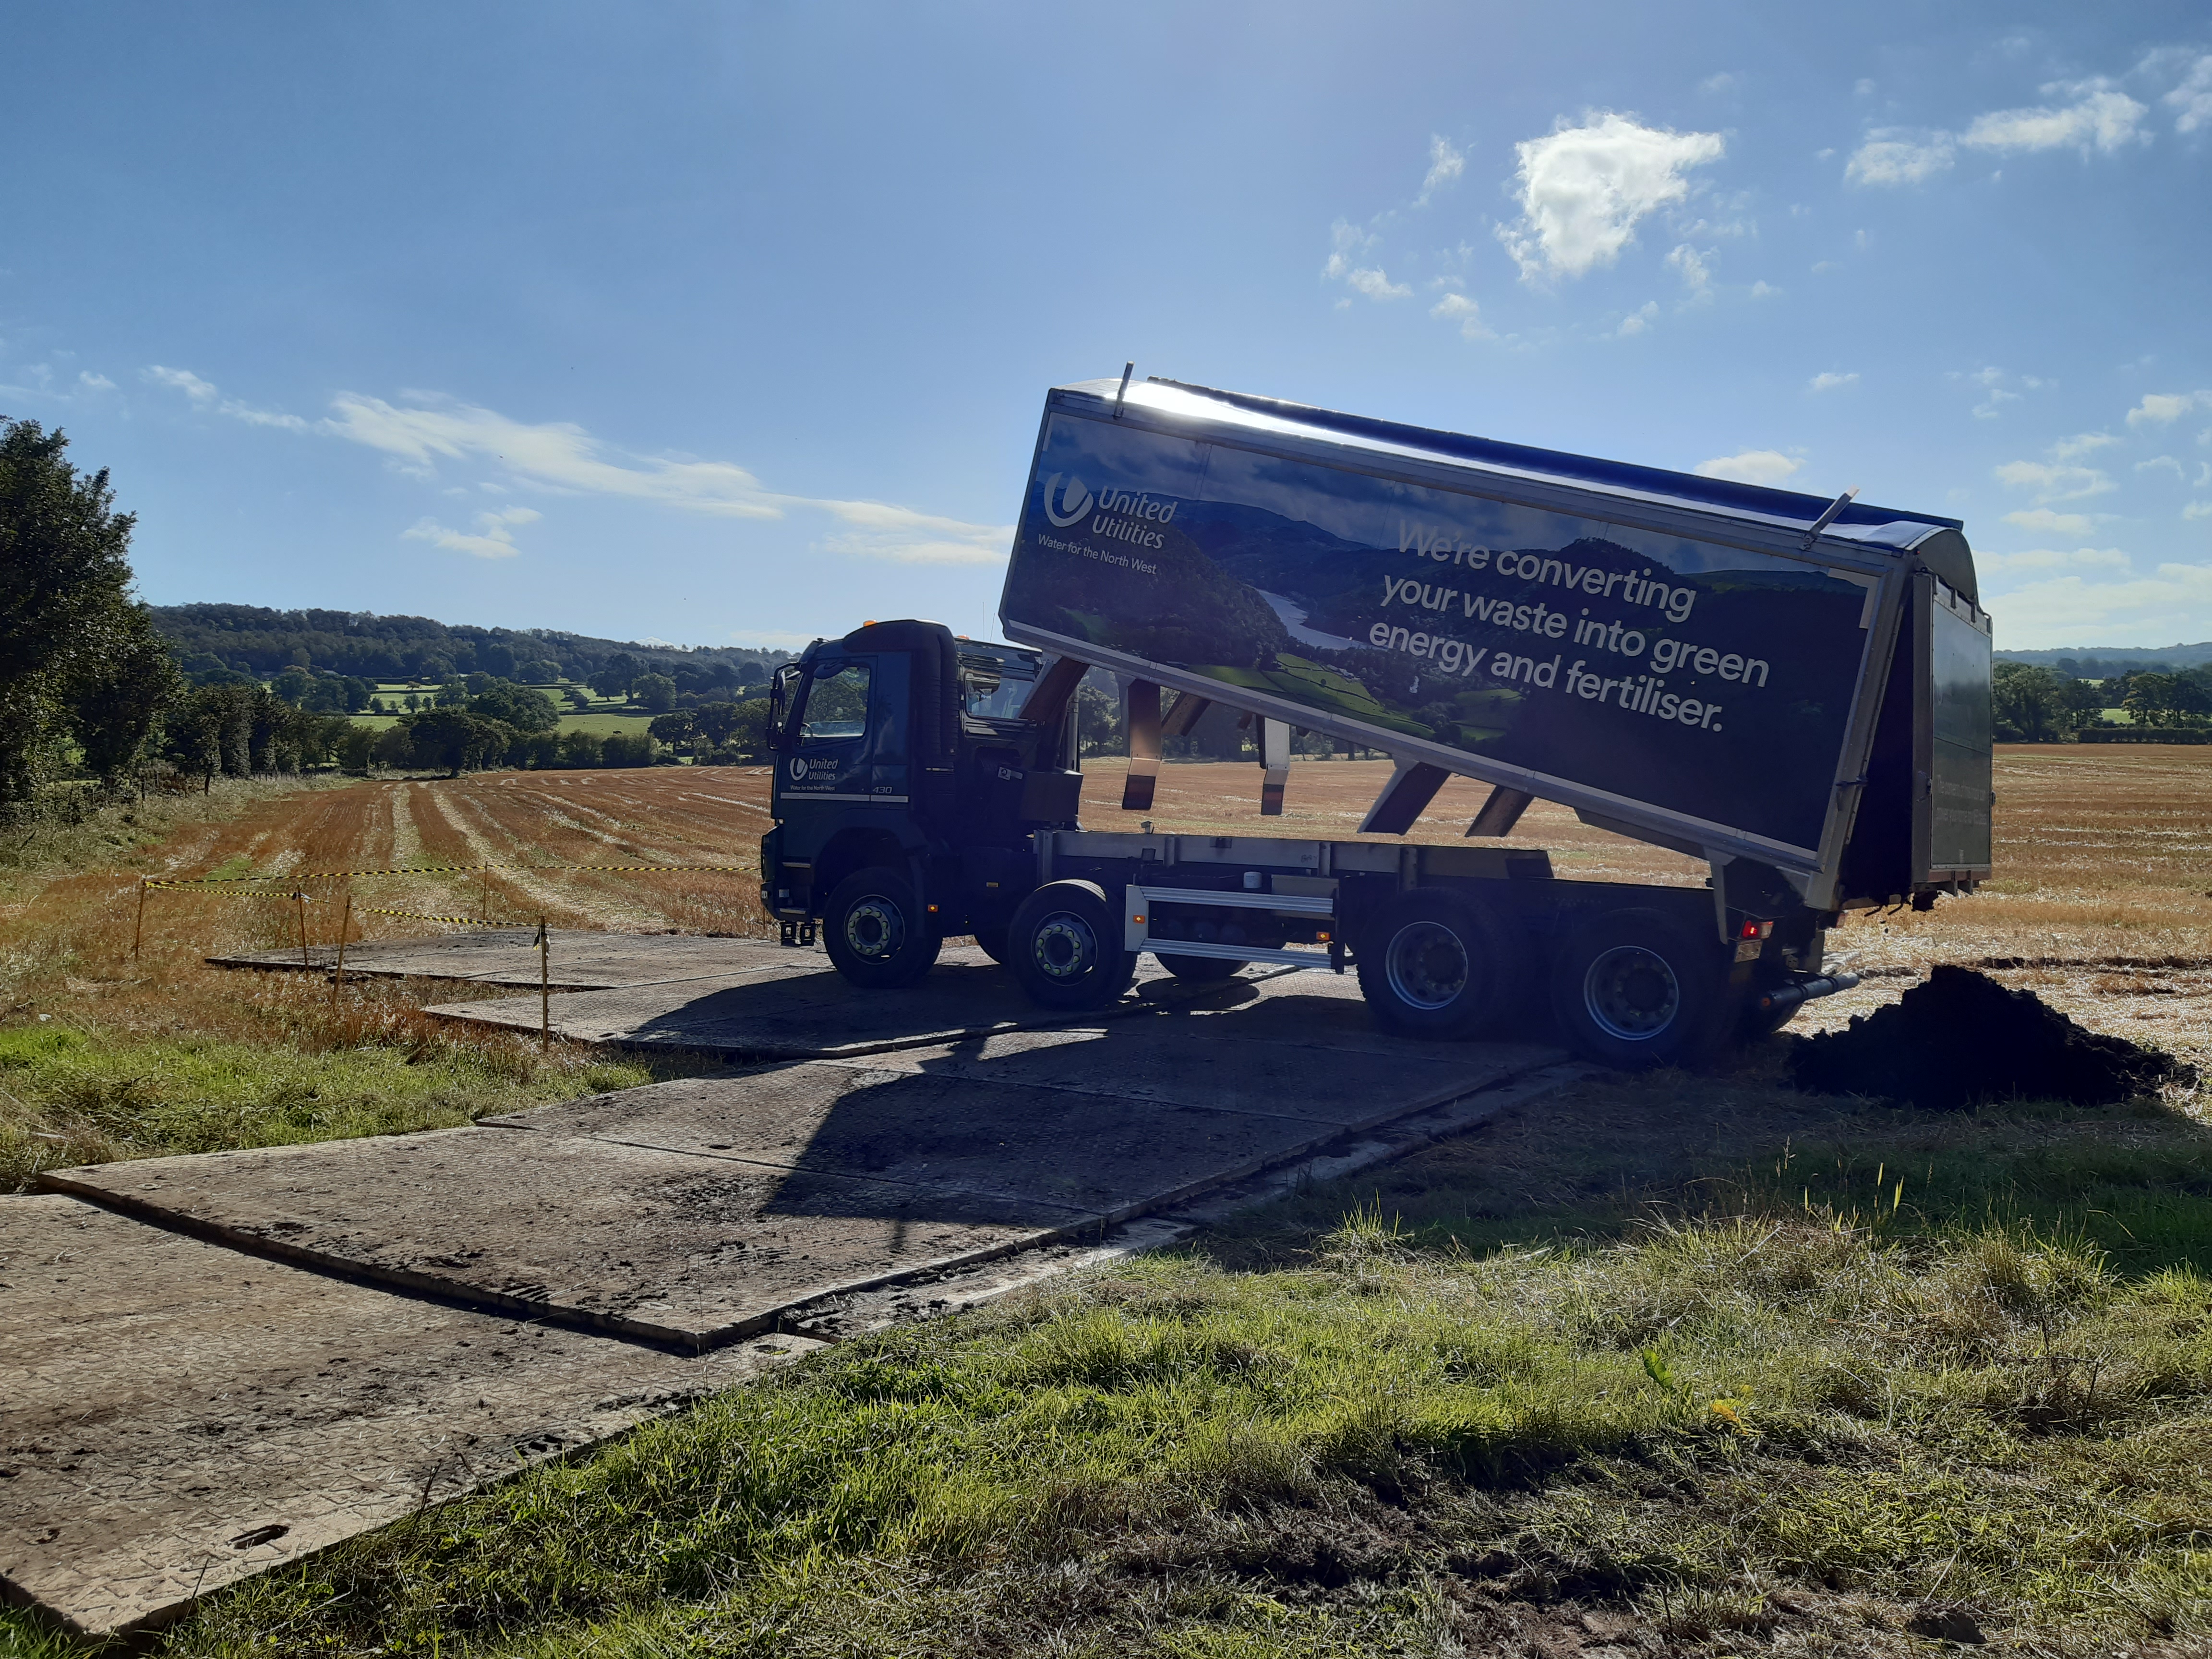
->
left=768, top=663, right=800, bottom=751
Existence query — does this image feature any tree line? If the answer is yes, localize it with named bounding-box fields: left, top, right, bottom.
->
left=1993, top=659, right=2212, bottom=741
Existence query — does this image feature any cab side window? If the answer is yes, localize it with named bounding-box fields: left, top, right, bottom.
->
left=799, top=660, right=872, bottom=742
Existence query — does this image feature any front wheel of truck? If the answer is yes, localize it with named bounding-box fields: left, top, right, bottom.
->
left=1356, top=887, right=1528, bottom=1039
left=1009, top=880, right=1136, bottom=1010
left=823, top=868, right=941, bottom=989
left=1549, top=908, right=1733, bottom=1068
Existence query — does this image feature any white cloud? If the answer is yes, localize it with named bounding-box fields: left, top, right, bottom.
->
left=2138, top=456, right=2187, bottom=480
left=1496, top=113, right=1725, bottom=281
left=1808, top=371, right=1858, bottom=393
left=1750, top=279, right=1781, bottom=298
left=1853, top=78, right=1876, bottom=97
left=1845, top=130, right=1955, bottom=186
left=326, top=391, right=1016, bottom=562
left=1430, top=291, right=1491, bottom=340
left=1698, top=72, right=1739, bottom=96
left=1983, top=561, right=2212, bottom=647
left=2185, top=502, right=2212, bottom=520
left=143, top=363, right=309, bottom=430
left=1346, top=266, right=1412, bottom=301
left=1617, top=300, right=1659, bottom=337
left=1994, top=460, right=2116, bottom=502
left=2050, top=431, right=2116, bottom=461
left=2127, top=390, right=2211, bottom=428
left=144, top=364, right=216, bottom=401
left=1416, top=135, right=1464, bottom=205
left=1694, top=449, right=1801, bottom=485
left=77, top=371, right=115, bottom=391
left=1979, top=545, right=2130, bottom=574
left=2168, top=54, right=2212, bottom=132
left=1664, top=243, right=1712, bottom=294
left=2001, top=507, right=2098, bottom=535
left=1962, top=85, right=2148, bottom=154
left=403, top=505, right=541, bottom=560
left=1321, top=220, right=1409, bottom=301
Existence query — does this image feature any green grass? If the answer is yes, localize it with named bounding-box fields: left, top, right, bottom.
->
left=101, top=1061, right=2211, bottom=1659
left=0, top=1017, right=716, bottom=1193
left=557, top=710, right=655, bottom=735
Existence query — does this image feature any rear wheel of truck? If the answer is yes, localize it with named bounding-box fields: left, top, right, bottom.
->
left=1009, top=880, right=1136, bottom=1010
left=1155, top=953, right=1245, bottom=983
left=823, top=868, right=941, bottom=989
left=1356, top=887, right=1527, bottom=1040
left=1550, top=908, right=1732, bottom=1068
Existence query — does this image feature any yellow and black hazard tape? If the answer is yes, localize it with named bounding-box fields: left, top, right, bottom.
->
left=353, top=904, right=514, bottom=928
left=154, top=860, right=753, bottom=886
left=142, top=879, right=314, bottom=902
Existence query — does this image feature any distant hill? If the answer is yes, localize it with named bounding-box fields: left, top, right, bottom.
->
left=1996, top=643, right=2212, bottom=676
left=151, top=603, right=788, bottom=686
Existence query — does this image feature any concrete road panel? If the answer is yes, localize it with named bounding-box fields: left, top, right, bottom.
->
left=480, top=1066, right=1331, bottom=1220
left=427, top=957, right=1277, bottom=1059
left=210, top=928, right=810, bottom=990
left=0, top=1195, right=819, bottom=1636
left=41, top=1132, right=1085, bottom=1349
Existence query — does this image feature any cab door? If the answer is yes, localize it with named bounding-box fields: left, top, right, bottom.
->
left=781, top=652, right=911, bottom=804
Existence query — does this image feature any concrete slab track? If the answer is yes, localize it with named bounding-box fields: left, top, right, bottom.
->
left=427, top=952, right=1276, bottom=1059
left=0, top=1195, right=820, bottom=1636
left=210, top=927, right=806, bottom=990
left=15, top=935, right=1572, bottom=1635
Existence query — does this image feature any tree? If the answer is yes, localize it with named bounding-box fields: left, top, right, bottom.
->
left=648, top=710, right=697, bottom=749
left=0, top=418, right=144, bottom=815
left=601, top=732, right=656, bottom=767
left=1992, top=661, right=2070, bottom=741
left=694, top=701, right=741, bottom=745
left=67, top=602, right=181, bottom=782
left=399, top=708, right=514, bottom=773
left=466, top=679, right=560, bottom=733
left=631, top=673, right=677, bottom=713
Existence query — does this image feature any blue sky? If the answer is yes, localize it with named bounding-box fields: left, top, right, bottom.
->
left=4, top=2, right=2207, bottom=652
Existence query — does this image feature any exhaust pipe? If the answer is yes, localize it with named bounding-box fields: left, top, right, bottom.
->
left=1757, top=970, right=1860, bottom=1014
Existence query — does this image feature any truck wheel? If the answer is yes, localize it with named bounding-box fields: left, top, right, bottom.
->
left=1155, top=953, right=1245, bottom=983
left=1550, top=908, right=1731, bottom=1069
left=1009, top=880, right=1136, bottom=1010
left=1356, top=887, right=1527, bottom=1040
left=823, top=868, right=941, bottom=989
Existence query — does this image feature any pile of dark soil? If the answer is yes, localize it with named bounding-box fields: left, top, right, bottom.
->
left=1789, top=964, right=2193, bottom=1109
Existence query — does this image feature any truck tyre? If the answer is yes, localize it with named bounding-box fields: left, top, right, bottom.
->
left=1356, top=887, right=1527, bottom=1040
left=1155, top=952, right=1245, bottom=983
left=823, top=868, right=941, bottom=989
left=1009, top=880, right=1136, bottom=1010
left=1550, top=907, right=1731, bottom=1069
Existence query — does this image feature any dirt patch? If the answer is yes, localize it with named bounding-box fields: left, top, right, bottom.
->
left=1788, top=964, right=2193, bottom=1108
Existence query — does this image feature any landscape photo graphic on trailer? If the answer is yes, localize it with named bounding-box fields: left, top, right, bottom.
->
left=1002, top=410, right=1877, bottom=854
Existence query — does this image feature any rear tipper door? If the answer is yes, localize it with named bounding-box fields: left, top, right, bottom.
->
left=1000, top=379, right=1934, bottom=902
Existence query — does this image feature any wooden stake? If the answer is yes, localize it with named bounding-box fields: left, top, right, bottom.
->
left=537, top=915, right=551, bottom=1049
left=297, top=891, right=311, bottom=968
left=333, top=896, right=352, bottom=1006
left=133, top=878, right=148, bottom=962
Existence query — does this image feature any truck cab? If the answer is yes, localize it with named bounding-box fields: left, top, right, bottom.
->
left=760, top=620, right=1081, bottom=983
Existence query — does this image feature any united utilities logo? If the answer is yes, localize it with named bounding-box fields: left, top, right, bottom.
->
left=1041, top=473, right=1093, bottom=528
left=1038, top=472, right=1178, bottom=549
